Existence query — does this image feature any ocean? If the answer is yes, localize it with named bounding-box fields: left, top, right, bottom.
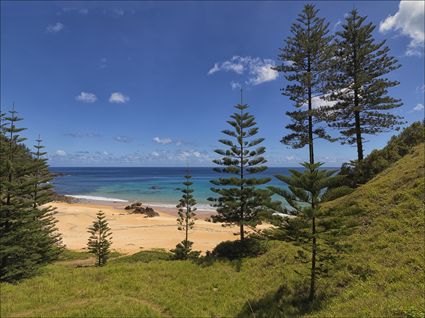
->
left=50, top=167, right=303, bottom=211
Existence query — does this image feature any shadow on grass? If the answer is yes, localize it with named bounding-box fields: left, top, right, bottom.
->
left=236, top=284, right=323, bottom=318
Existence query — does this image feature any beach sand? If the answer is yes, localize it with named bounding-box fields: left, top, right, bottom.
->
left=50, top=201, right=267, bottom=254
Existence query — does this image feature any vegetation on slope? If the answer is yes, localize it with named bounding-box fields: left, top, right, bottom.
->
left=313, top=144, right=424, bottom=317
left=1, top=144, right=423, bottom=317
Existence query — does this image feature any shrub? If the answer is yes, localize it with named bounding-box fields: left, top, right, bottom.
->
left=211, top=238, right=267, bottom=260
left=171, top=240, right=200, bottom=260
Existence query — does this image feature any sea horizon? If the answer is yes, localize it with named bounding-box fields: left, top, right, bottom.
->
left=50, top=166, right=338, bottom=211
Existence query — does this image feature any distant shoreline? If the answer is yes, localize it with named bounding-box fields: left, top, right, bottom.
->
left=61, top=194, right=217, bottom=213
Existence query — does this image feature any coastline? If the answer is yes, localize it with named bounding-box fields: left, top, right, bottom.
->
left=62, top=194, right=217, bottom=213
left=49, top=200, right=258, bottom=254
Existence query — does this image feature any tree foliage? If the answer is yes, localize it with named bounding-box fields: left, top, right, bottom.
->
left=274, top=4, right=335, bottom=163
left=172, top=174, right=199, bottom=260
left=87, top=211, right=112, bottom=266
left=269, top=162, right=340, bottom=302
left=209, top=102, right=271, bottom=241
left=0, top=108, right=62, bottom=282
left=325, top=9, right=404, bottom=161
left=337, top=121, right=425, bottom=188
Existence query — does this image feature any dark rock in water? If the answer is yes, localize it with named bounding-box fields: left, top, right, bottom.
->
left=150, top=185, right=161, bottom=190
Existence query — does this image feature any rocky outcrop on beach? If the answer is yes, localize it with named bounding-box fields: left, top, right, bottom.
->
left=125, top=202, right=159, bottom=217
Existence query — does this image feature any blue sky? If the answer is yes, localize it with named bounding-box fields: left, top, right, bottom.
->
left=1, top=1, right=424, bottom=167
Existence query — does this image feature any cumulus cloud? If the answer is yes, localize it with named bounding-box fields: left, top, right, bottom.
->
left=46, top=22, right=64, bottom=33
left=153, top=137, right=172, bottom=144
left=109, top=92, right=130, bottom=104
left=379, top=0, right=425, bottom=56
left=55, top=149, right=67, bottom=157
left=413, top=103, right=424, bottom=111
left=75, top=91, right=97, bottom=103
left=208, top=56, right=278, bottom=86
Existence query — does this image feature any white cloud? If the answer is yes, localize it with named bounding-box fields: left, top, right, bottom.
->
left=55, top=150, right=67, bottom=157
left=208, top=56, right=278, bottom=86
left=379, top=0, right=425, bottom=56
left=153, top=137, right=172, bottom=144
left=46, top=22, right=64, bottom=33
left=413, top=103, right=424, bottom=111
left=79, top=8, right=89, bottom=15
left=75, top=91, right=97, bottom=103
left=109, top=92, right=129, bottom=104
left=311, top=94, right=338, bottom=110
left=208, top=63, right=220, bottom=75
left=248, top=62, right=278, bottom=85
left=177, top=150, right=209, bottom=161
left=230, top=81, right=242, bottom=90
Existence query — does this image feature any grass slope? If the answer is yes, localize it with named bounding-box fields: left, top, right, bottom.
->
left=1, top=145, right=423, bottom=317
left=313, top=144, right=425, bottom=317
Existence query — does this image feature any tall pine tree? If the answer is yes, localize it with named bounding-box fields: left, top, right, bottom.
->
left=0, top=108, right=62, bottom=282
left=87, top=211, right=112, bottom=266
left=209, top=97, right=270, bottom=241
left=269, top=162, right=339, bottom=302
left=29, top=137, right=63, bottom=263
left=274, top=4, right=334, bottom=164
left=326, top=9, right=403, bottom=161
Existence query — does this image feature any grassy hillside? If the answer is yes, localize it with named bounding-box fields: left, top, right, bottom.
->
left=1, top=145, right=423, bottom=317
left=313, top=143, right=424, bottom=317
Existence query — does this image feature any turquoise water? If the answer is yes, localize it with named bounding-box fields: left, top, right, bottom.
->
left=50, top=167, right=300, bottom=211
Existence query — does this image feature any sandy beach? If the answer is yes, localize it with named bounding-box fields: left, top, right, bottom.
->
left=50, top=201, right=265, bottom=254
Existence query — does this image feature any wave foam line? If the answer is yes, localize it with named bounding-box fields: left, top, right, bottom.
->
left=65, top=195, right=128, bottom=202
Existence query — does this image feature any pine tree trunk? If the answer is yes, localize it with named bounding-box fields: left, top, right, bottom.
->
left=308, top=96, right=314, bottom=165
left=309, top=203, right=316, bottom=302
left=354, top=110, right=363, bottom=161
left=352, top=24, right=363, bottom=162
left=185, top=208, right=189, bottom=242
left=307, top=20, right=314, bottom=165
left=240, top=106, right=245, bottom=242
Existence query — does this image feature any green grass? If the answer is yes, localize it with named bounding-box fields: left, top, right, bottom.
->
left=1, top=145, right=423, bottom=317
left=312, top=144, right=425, bottom=317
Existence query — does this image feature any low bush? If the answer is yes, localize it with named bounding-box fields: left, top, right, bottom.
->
left=171, top=240, right=200, bottom=260
left=211, top=238, right=267, bottom=260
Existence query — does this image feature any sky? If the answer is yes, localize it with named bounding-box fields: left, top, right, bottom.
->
left=1, top=0, right=424, bottom=167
